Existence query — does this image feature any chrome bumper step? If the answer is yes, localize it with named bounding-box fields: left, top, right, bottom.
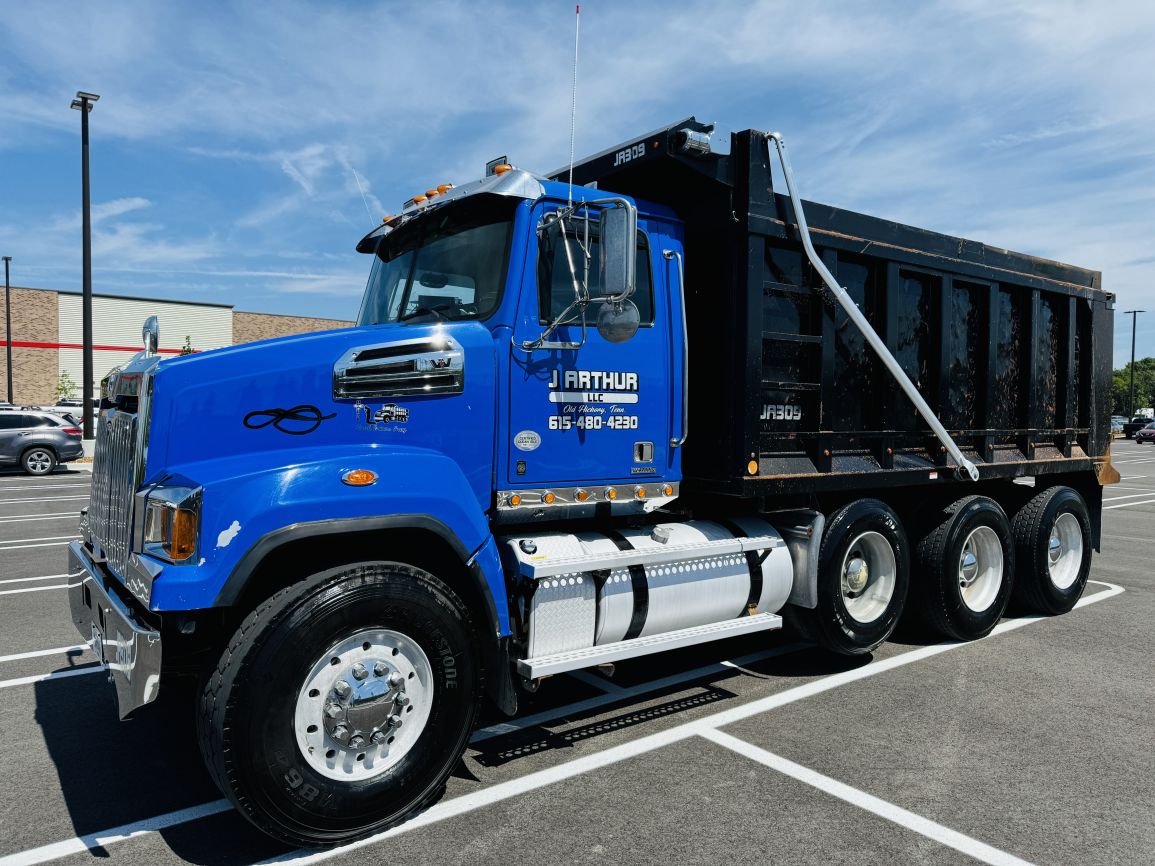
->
left=517, top=612, right=783, bottom=679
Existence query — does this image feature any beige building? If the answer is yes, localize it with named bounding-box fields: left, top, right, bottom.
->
left=1, top=285, right=352, bottom=405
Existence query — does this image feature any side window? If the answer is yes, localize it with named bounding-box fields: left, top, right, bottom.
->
left=538, top=227, right=655, bottom=326
left=0, top=414, right=25, bottom=429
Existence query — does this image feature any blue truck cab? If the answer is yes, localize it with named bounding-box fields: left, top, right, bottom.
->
left=68, top=118, right=1112, bottom=846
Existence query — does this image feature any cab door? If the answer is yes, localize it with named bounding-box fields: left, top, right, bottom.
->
left=506, top=206, right=671, bottom=488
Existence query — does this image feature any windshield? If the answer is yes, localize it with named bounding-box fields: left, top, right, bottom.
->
left=358, top=195, right=515, bottom=325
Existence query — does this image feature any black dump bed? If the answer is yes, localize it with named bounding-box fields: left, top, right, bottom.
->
left=553, top=118, right=1115, bottom=499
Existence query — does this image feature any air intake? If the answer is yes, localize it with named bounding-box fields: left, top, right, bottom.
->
left=333, top=336, right=464, bottom=399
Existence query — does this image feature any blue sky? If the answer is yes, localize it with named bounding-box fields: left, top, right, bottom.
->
left=1, top=1, right=1153, bottom=364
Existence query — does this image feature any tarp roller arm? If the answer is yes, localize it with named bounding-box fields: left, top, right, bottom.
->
left=765, top=131, right=980, bottom=482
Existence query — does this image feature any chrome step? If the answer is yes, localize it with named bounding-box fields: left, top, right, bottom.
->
left=519, top=535, right=782, bottom=580
left=517, top=612, right=783, bottom=679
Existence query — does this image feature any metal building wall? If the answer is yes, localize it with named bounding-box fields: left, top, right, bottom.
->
left=57, top=294, right=232, bottom=396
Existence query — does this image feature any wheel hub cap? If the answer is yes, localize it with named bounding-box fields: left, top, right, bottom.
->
left=839, top=532, right=897, bottom=625
left=844, top=556, right=869, bottom=593
left=957, top=525, right=1003, bottom=612
left=294, top=629, right=433, bottom=783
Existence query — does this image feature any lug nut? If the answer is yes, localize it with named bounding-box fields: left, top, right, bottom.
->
left=395, top=693, right=411, bottom=707
left=333, top=725, right=348, bottom=740
left=371, top=731, right=388, bottom=745
left=351, top=663, right=369, bottom=681
left=324, top=703, right=343, bottom=719
left=333, top=680, right=351, bottom=698
left=387, top=714, right=403, bottom=729
left=349, top=734, right=365, bottom=748
left=373, top=661, right=388, bottom=677
left=388, top=671, right=405, bottom=688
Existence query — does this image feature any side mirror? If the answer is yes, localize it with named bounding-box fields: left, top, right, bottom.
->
left=598, top=203, right=636, bottom=303
left=596, top=299, right=640, bottom=343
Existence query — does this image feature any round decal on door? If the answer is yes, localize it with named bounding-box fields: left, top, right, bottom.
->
left=514, top=430, right=541, bottom=452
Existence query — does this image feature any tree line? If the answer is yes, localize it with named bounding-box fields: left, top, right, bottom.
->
left=1113, top=357, right=1155, bottom=415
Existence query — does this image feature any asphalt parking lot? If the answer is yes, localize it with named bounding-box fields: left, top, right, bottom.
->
left=0, top=446, right=1152, bottom=866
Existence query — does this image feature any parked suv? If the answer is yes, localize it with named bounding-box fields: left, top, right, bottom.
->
left=0, top=410, right=84, bottom=475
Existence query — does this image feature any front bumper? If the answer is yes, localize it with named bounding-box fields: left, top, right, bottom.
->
left=68, top=541, right=162, bottom=718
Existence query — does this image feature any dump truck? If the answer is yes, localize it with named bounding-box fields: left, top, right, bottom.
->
left=68, top=118, right=1117, bottom=846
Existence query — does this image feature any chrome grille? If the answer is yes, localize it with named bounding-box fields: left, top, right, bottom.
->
left=88, top=410, right=139, bottom=576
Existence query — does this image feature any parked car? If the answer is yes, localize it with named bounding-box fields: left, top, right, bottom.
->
left=1134, top=422, right=1155, bottom=443
left=0, top=410, right=84, bottom=475
left=1123, top=416, right=1151, bottom=438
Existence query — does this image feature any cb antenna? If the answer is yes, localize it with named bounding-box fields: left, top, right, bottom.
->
left=567, top=4, right=581, bottom=208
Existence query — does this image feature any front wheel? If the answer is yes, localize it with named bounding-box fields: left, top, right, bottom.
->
left=197, top=562, right=482, bottom=847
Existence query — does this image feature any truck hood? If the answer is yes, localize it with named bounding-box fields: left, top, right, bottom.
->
left=144, top=321, right=498, bottom=509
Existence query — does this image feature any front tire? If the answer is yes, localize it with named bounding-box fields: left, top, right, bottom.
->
left=791, top=499, right=910, bottom=655
left=1011, top=486, right=1091, bottom=615
left=198, top=562, right=481, bottom=847
left=915, top=496, right=1014, bottom=641
left=22, top=447, right=56, bottom=476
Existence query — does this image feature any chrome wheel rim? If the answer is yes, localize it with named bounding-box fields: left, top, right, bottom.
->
left=294, top=629, right=433, bottom=783
left=958, top=525, right=1003, bottom=612
left=840, top=531, right=897, bottom=624
left=1047, top=513, right=1083, bottom=590
left=25, top=450, right=53, bottom=474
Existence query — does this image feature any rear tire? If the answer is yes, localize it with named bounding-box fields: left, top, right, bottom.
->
left=791, top=499, right=910, bottom=655
left=22, top=447, right=56, bottom=476
left=1011, top=486, right=1091, bottom=615
left=915, top=496, right=1014, bottom=641
left=197, top=561, right=482, bottom=847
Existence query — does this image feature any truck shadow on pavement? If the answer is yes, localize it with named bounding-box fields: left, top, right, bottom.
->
left=34, top=671, right=290, bottom=864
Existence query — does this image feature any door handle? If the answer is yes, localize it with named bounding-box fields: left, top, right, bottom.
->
left=663, top=249, right=688, bottom=448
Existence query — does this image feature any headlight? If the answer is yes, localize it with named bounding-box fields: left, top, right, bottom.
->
left=142, top=485, right=200, bottom=562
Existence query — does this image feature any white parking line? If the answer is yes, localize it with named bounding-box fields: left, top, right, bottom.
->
left=0, top=666, right=103, bottom=691
left=0, top=645, right=86, bottom=664
left=0, top=513, right=79, bottom=523
left=701, top=729, right=1033, bottom=866
left=0, top=496, right=88, bottom=505
left=0, top=541, right=72, bottom=551
left=0, top=574, right=68, bottom=586
left=1104, top=497, right=1155, bottom=510
left=0, top=535, right=78, bottom=546
left=0, top=800, right=233, bottom=866
left=0, top=584, right=1125, bottom=866
left=0, top=484, right=91, bottom=492
left=0, top=584, right=70, bottom=597
left=1102, top=491, right=1155, bottom=502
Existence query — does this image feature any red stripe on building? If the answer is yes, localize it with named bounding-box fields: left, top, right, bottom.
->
left=1, top=340, right=186, bottom=355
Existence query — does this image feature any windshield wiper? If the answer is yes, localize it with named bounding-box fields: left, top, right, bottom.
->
left=399, top=303, right=457, bottom=322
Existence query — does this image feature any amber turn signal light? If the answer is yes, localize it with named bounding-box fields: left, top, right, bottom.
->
left=169, top=509, right=198, bottom=561
left=509, top=493, right=523, bottom=507
left=341, top=469, right=378, bottom=487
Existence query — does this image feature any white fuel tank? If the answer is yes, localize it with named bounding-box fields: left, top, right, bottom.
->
left=503, top=518, right=794, bottom=659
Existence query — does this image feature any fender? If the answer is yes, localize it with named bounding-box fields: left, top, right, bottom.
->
left=147, top=445, right=510, bottom=638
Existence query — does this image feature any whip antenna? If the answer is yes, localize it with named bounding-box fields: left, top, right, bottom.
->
left=567, top=4, right=580, bottom=207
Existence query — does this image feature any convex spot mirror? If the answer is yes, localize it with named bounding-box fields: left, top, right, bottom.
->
left=598, top=203, right=637, bottom=304
left=596, top=299, right=640, bottom=343
left=142, top=315, right=159, bottom=355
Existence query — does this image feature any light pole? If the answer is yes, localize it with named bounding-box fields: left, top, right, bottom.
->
left=3, top=256, right=11, bottom=404
left=1125, top=309, right=1145, bottom=417
left=71, top=91, right=99, bottom=439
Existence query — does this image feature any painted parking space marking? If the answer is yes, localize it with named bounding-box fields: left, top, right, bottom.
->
left=0, top=535, right=78, bottom=547
left=0, top=665, right=103, bottom=691
left=0, top=574, right=68, bottom=586
left=0, top=484, right=91, bottom=493
left=0, top=514, right=79, bottom=524
left=701, top=729, right=1033, bottom=866
left=0, top=496, right=88, bottom=506
left=1104, top=497, right=1155, bottom=510
left=0, top=645, right=86, bottom=665
left=0, top=584, right=71, bottom=597
left=0, top=800, right=233, bottom=866
left=7, top=585, right=1120, bottom=866
left=1102, top=491, right=1155, bottom=502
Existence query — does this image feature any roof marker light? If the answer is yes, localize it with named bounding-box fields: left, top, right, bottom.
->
left=493, top=164, right=513, bottom=175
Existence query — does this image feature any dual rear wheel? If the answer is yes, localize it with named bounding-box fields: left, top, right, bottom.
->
left=793, top=485, right=1093, bottom=655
